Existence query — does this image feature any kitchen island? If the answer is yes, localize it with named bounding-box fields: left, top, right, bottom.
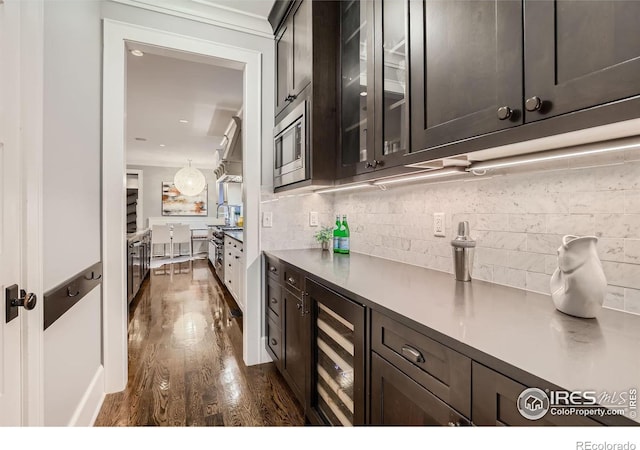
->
left=127, top=228, right=150, bottom=304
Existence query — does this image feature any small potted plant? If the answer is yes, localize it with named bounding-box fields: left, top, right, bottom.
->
left=314, top=226, right=333, bottom=251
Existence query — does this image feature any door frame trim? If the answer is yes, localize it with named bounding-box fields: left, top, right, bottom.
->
left=102, top=19, right=264, bottom=392
left=6, top=0, right=47, bottom=426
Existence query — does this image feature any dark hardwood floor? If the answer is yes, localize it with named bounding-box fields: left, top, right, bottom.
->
left=95, top=258, right=305, bottom=426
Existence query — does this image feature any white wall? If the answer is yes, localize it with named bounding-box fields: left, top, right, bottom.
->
left=42, top=0, right=103, bottom=426
left=127, top=164, right=218, bottom=227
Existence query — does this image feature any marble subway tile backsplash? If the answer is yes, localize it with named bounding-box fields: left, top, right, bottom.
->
left=260, top=189, right=334, bottom=251
left=261, top=153, right=640, bottom=315
left=331, top=154, right=640, bottom=315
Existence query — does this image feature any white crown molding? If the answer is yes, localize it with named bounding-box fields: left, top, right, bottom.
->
left=110, top=0, right=274, bottom=38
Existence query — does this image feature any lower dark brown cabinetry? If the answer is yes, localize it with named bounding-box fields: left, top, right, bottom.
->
left=370, top=353, right=470, bottom=426
left=282, top=283, right=308, bottom=406
left=264, top=253, right=619, bottom=426
left=371, top=310, right=471, bottom=417
left=266, top=316, right=282, bottom=370
left=472, top=362, right=601, bottom=426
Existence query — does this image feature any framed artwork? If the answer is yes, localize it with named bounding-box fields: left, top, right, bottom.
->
left=161, top=182, right=208, bottom=216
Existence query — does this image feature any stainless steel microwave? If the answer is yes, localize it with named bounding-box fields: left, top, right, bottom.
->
left=274, top=101, right=307, bottom=188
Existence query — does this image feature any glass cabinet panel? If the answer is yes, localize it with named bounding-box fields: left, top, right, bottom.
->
left=340, top=0, right=370, bottom=168
left=381, top=0, right=408, bottom=156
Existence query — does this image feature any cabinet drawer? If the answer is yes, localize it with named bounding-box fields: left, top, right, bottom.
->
left=266, top=278, right=282, bottom=321
left=267, top=317, right=282, bottom=367
left=472, top=362, right=602, bottom=426
left=265, top=255, right=281, bottom=282
left=283, top=264, right=302, bottom=294
left=371, top=353, right=470, bottom=426
left=371, top=310, right=471, bottom=418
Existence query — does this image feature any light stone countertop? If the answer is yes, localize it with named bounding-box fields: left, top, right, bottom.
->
left=265, top=249, right=640, bottom=424
left=224, top=230, right=243, bottom=243
left=126, top=228, right=149, bottom=243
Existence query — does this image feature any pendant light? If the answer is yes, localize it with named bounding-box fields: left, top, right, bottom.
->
left=174, top=160, right=206, bottom=196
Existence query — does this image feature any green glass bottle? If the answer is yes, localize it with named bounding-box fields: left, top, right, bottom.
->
left=340, top=215, right=350, bottom=254
left=333, top=215, right=342, bottom=253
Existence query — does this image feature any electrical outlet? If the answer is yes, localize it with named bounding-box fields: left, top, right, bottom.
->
left=434, top=212, right=445, bottom=237
left=309, top=211, right=319, bottom=227
left=262, top=211, right=273, bottom=228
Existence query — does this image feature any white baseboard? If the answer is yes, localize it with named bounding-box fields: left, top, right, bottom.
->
left=68, top=365, right=106, bottom=426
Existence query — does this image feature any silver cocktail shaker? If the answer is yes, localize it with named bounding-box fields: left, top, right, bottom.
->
left=451, top=221, right=476, bottom=282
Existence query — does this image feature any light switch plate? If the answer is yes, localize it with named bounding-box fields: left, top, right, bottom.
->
left=309, top=211, right=319, bottom=227
left=262, top=211, right=273, bottom=228
left=434, top=212, right=445, bottom=237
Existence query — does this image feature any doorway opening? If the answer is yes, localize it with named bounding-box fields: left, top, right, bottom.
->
left=103, top=20, right=264, bottom=396
left=123, top=43, right=244, bottom=315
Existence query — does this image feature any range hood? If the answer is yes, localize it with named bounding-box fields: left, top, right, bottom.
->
left=214, top=115, right=243, bottom=183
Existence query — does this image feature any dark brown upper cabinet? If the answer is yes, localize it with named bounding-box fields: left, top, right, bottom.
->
left=338, top=0, right=409, bottom=178
left=269, top=0, right=339, bottom=191
left=523, top=0, right=640, bottom=122
left=407, top=0, right=640, bottom=159
left=409, top=0, right=523, bottom=154
left=275, top=0, right=312, bottom=118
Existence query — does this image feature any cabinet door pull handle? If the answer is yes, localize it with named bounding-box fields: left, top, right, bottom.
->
left=447, top=421, right=461, bottom=427
left=270, top=338, right=278, bottom=346
left=401, top=345, right=425, bottom=363
left=269, top=266, right=277, bottom=273
left=271, top=298, right=278, bottom=304
left=287, top=277, right=296, bottom=285
left=235, top=256, right=240, bottom=259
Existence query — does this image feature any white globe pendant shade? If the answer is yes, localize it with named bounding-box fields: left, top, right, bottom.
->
left=174, top=162, right=206, bottom=196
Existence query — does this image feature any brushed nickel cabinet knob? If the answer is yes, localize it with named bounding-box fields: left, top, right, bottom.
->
left=525, top=96, right=543, bottom=112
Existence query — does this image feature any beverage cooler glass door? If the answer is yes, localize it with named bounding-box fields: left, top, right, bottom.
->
left=307, top=278, right=365, bottom=426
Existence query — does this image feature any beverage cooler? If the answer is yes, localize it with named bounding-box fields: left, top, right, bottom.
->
left=306, top=278, right=365, bottom=426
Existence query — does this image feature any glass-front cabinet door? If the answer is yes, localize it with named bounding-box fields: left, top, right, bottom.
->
left=339, top=0, right=375, bottom=177
left=376, top=0, right=408, bottom=165
left=339, top=0, right=409, bottom=178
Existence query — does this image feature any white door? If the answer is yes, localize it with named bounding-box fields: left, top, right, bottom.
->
left=0, top=0, right=27, bottom=426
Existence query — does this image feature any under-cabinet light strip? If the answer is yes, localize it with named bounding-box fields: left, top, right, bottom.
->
left=372, top=168, right=466, bottom=185
left=469, top=136, right=640, bottom=171
left=315, top=182, right=373, bottom=194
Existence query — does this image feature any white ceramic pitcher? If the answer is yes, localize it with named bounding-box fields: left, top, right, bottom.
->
left=550, top=235, right=607, bottom=319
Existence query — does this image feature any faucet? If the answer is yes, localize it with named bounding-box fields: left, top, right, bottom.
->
left=216, top=204, right=230, bottom=226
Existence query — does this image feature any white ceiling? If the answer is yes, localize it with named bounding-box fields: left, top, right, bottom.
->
left=126, top=44, right=244, bottom=169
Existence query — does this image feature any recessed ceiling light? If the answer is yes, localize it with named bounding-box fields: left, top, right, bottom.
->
left=134, top=137, right=147, bottom=141
left=179, top=119, right=189, bottom=123
left=130, top=49, right=144, bottom=57
left=159, top=144, right=166, bottom=147
left=360, top=91, right=367, bottom=97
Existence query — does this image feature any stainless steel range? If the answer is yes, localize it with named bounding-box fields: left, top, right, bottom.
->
left=211, top=225, right=242, bottom=279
